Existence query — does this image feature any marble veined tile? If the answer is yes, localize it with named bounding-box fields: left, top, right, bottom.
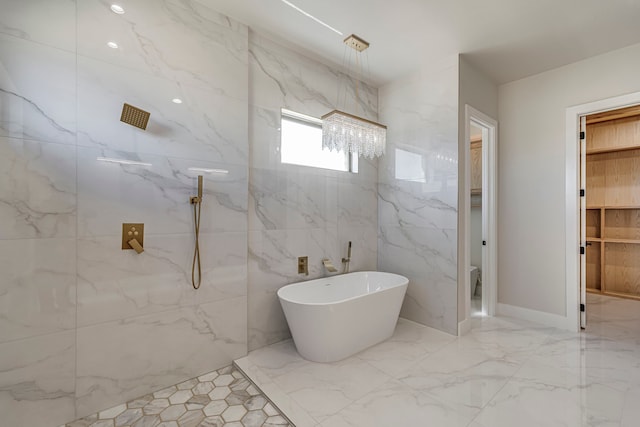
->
left=249, top=168, right=337, bottom=231
left=528, top=332, right=640, bottom=392
left=249, top=33, right=377, bottom=121
left=621, top=385, right=640, bottom=427
left=319, top=380, right=479, bottom=427
left=249, top=105, right=281, bottom=171
left=77, top=0, right=248, bottom=97
left=248, top=228, right=331, bottom=293
left=248, top=290, right=291, bottom=352
left=270, top=357, right=394, bottom=422
left=0, top=35, right=76, bottom=145
left=337, top=179, right=377, bottom=231
left=77, top=232, right=247, bottom=326
left=465, top=315, right=554, bottom=356
left=76, top=296, right=247, bottom=418
left=398, top=341, right=524, bottom=410
left=77, top=147, right=247, bottom=237
left=473, top=374, right=625, bottom=427
left=331, top=226, right=377, bottom=273
left=0, top=0, right=76, bottom=52
left=0, top=138, right=76, bottom=239
left=244, top=340, right=307, bottom=379
left=378, top=225, right=458, bottom=335
left=0, top=238, right=76, bottom=343
left=0, top=331, right=75, bottom=427
left=356, top=318, right=455, bottom=377
left=76, top=56, right=248, bottom=164
left=378, top=180, right=458, bottom=229
left=234, top=357, right=318, bottom=427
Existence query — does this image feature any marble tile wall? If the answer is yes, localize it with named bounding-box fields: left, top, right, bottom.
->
left=0, top=1, right=249, bottom=426
left=377, top=57, right=460, bottom=335
left=247, top=33, right=379, bottom=350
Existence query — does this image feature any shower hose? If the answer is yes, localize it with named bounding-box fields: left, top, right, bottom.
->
left=191, top=200, right=202, bottom=289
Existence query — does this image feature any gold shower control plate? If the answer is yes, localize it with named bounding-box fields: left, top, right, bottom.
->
left=122, top=223, right=144, bottom=250
left=298, top=256, right=308, bottom=275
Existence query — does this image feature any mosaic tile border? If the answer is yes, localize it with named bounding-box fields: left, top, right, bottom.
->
left=62, top=365, right=294, bottom=427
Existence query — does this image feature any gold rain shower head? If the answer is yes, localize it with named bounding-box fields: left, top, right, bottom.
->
left=120, top=103, right=150, bottom=130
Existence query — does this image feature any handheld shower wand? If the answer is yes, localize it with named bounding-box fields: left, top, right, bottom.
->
left=342, top=241, right=352, bottom=273
left=190, top=176, right=203, bottom=289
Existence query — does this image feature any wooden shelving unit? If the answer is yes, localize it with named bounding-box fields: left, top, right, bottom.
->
left=470, top=138, right=482, bottom=194
left=585, top=108, right=640, bottom=300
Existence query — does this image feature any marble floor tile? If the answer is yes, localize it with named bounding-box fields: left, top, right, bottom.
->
left=63, top=365, right=292, bottom=427
left=319, top=380, right=479, bottom=427
left=239, top=293, right=640, bottom=427
left=269, top=355, right=393, bottom=422
left=356, top=318, right=455, bottom=377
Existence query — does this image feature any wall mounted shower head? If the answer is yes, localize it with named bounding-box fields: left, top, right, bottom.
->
left=120, top=103, right=150, bottom=130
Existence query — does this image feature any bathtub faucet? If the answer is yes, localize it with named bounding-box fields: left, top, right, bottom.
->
left=341, top=241, right=352, bottom=273
left=322, top=258, right=338, bottom=273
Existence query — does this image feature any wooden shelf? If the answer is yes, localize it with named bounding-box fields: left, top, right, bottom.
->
left=587, top=206, right=640, bottom=209
left=604, top=238, right=640, bottom=244
left=585, top=111, right=640, bottom=301
left=586, top=145, right=640, bottom=155
left=602, top=290, right=640, bottom=302
left=586, top=104, right=640, bottom=125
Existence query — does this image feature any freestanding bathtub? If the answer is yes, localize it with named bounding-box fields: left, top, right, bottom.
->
left=277, top=271, right=409, bottom=363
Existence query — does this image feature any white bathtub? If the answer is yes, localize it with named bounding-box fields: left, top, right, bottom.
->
left=277, top=271, right=409, bottom=363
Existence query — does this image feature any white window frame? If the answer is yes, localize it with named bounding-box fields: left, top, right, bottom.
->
left=280, top=109, right=357, bottom=173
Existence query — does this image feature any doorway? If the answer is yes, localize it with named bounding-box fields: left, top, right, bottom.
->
left=565, top=91, right=640, bottom=331
left=580, top=104, right=640, bottom=329
left=460, top=105, right=498, bottom=335
left=470, top=123, right=484, bottom=317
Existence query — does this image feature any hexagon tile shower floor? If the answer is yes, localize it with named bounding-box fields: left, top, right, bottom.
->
left=62, top=365, right=293, bottom=427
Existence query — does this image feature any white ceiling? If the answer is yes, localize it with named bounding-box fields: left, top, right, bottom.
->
left=201, top=0, right=640, bottom=86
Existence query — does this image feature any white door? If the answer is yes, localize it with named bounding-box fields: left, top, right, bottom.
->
left=579, top=115, right=587, bottom=329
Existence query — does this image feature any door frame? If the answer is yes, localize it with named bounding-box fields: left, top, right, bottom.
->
left=460, top=105, right=498, bottom=334
left=565, top=90, right=640, bottom=331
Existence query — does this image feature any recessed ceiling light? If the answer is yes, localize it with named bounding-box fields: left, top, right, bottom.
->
left=110, top=4, right=125, bottom=14
left=172, top=98, right=183, bottom=104
left=107, top=41, right=119, bottom=49
left=279, top=0, right=342, bottom=35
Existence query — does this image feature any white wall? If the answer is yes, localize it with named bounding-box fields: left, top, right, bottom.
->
left=457, top=57, right=498, bottom=322
left=498, top=42, right=640, bottom=315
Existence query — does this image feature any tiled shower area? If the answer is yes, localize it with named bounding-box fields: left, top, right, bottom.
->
left=1, top=1, right=382, bottom=426
left=62, top=365, right=292, bottom=427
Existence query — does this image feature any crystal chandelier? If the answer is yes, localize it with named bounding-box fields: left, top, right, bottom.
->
left=322, top=34, right=387, bottom=160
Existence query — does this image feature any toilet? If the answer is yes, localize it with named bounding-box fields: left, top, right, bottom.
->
left=470, top=266, right=479, bottom=297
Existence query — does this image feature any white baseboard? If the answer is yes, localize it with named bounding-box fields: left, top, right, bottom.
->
left=497, top=303, right=572, bottom=330
left=458, top=318, right=471, bottom=336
